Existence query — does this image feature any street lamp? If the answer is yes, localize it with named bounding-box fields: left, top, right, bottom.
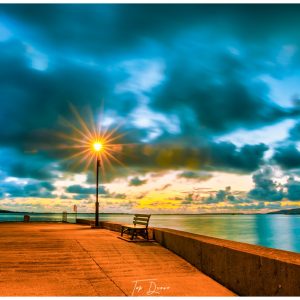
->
left=93, top=142, right=103, bottom=227
left=58, top=105, right=127, bottom=230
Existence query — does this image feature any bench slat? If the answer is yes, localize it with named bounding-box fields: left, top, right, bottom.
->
left=122, top=225, right=146, bottom=229
left=134, top=219, right=148, bottom=223
left=134, top=221, right=149, bottom=226
left=134, top=214, right=151, bottom=218
left=134, top=217, right=149, bottom=222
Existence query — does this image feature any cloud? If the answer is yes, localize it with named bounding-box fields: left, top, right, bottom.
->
left=202, top=186, right=244, bottom=204
left=66, top=185, right=94, bottom=194
left=150, top=47, right=300, bottom=136
left=247, top=166, right=300, bottom=201
left=155, top=183, right=171, bottom=191
left=122, top=142, right=268, bottom=174
left=177, top=170, right=212, bottom=181
left=0, top=4, right=298, bottom=186
left=201, top=167, right=300, bottom=204
left=9, top=161, right=56, bottom=180
left=114, top=193, right=127, bottom=199
left=273, top=144, right=300, bottom=169
left=289, top=121, right=300, bottom=140
left=0, top=180, right=56, bottom=199
left=129, top=176, right=147, bottom=186
left=66, top=184, right=126, bottom=200
left=248, top=167, right=284, bottom=201
left=0, top=37, right=138, bottom=158
left=2, top=4, right=300, bottom=212
left=285, top=176, right=300, bottom=200
left=86, top=167, right=131, bottom=184
left=66, top=184, right=107, bottom=195
left=181, top=192, right=202, bottom=205
left=136, top=191, right=148, bottom=199
left=72, top=194, right=91, bottom=200
left=0, top=148, right=58, bottom=182
left=103, top=192, right=127, bottom=199
left=4, top=5, right=300, bottom=62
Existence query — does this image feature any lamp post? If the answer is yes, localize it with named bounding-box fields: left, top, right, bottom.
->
left=95, top=156, right=100, bottom=227
left=93, top=142, right=102, bottom=227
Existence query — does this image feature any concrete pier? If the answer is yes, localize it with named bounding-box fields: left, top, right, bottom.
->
left=96, top=220, right=300, bottom=296
left=0, top=222, right=234, bottom=296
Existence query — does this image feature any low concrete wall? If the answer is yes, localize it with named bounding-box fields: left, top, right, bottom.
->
left=153, top=227, right=300, bottom=296
left=75, top=219, right=300, bottom=295
left=76, top=219, right=126, bottom=231
left=76, top=218, right=93, bottom=225
left=100, top=221, right=122, bottom=232
left=76, top=219, right=123, bottom=231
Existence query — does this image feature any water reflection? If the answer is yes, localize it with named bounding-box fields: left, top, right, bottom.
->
left=255, top=215, right=296, bottom=252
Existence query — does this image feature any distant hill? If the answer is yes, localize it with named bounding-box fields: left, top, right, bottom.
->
left=268, top=208, right=300, bottom=215
left=0, top=209, right=14, bottom=213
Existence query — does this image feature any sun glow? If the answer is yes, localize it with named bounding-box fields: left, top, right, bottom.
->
left=93, top=142, right=103, bottom=152
left=56, top=104, right=130, bottom=181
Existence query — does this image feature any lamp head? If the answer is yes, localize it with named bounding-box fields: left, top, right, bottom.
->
left=93, top=142, right=103, bottom=152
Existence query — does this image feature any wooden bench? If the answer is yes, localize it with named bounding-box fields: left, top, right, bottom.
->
left=121, top=214, right=151, bottom=240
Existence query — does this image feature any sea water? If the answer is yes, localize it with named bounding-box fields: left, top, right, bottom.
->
left=1, top=213, right=299, bottom=253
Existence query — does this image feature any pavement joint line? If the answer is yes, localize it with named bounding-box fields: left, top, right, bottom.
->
left=75, top=239, right=127, bottom=296
left=73, top=239, right=106, bottom=296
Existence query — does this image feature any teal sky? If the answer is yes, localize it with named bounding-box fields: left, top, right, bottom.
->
left=0, top=4, right=300, bottom=213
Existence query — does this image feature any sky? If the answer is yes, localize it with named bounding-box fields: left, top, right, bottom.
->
left=1, top=4, right=300, bottom=214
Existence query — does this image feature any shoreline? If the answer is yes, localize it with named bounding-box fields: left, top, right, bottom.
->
left=1, top=211, right=299, bottom=215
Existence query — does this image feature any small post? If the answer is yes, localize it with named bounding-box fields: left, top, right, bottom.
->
left=62, top=211, right=67, bottom=223
left=73, top=204, right=77, bottom=222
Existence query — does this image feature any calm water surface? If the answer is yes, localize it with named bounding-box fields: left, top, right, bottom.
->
left=1, top=213, right=299, bottom=253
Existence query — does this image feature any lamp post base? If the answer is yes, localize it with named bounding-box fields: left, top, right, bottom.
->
left=91, top=225, right=102, bottom=229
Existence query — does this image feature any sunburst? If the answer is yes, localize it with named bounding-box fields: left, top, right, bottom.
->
left=56, top=103, right=129, bottom=182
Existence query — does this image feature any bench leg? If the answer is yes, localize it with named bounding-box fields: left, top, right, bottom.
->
left=131, top=229, right=135, bottom=240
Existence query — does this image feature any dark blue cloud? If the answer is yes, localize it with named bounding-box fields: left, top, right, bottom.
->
left=177, top=171, right=212, bottom=181
left=0, top=148, right=58, bottom=181
left=9, top=161, right=55, bottom=180
left=248, top=167, right=284, bottom=201
left=286, top=177, right=300, bottom=201
left=289, top=121, right=300, bottom=141
left=66, top=185, right=94, bottom=194
left=129, top=176, right=147, bottom=186
left=273, top=144, right=300, bottom=170
left=202, top=186, right=246, bottom=204
left=150, top=50, right=300, bottom=135
left=0, top=180, right=56, bottom=199
left=247, top=167, right=300, bottom=201
left=122, top=141, right=268, bottom=174
left=66, top=184, right=107, bottom=195
left=72, top=194, right=90, bottom=200
left=209, top=142, right=268, bottom=173
left=1, top=4, right=300, bottom=189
